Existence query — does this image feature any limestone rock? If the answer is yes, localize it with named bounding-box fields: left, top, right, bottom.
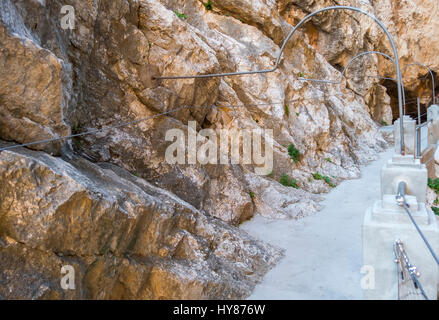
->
left=0, top=145, right=283, bottom=299
left=4, top=0, right=437, bottom=300
left=373, top=0, right=439, bottom=104
left=367, top=84, right=393, bottom=125
left=0, top=18, right=69, bottom=155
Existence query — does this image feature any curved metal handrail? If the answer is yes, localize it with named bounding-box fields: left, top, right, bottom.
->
left=155, top=6, right=405, bottom=154
left=299, top=50, right=407, bottom=106
left=364, top=61, right=436, bottom=108
left=402, top=63, right=436, bottom=105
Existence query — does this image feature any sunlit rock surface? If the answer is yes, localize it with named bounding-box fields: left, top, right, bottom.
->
left=0, top=0, right=437, bottom=299
left=0, top=146, right=283, bottom=299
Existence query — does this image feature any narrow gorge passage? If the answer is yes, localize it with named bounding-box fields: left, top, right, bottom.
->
left=241, top=147, right=395, bottom=299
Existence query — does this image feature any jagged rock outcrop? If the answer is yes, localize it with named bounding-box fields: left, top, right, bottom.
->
left=0, top=23, right=69, bottom=155
left=373, top=0, right=439, bottom=105
left=0, top=145, right=282, bottom=299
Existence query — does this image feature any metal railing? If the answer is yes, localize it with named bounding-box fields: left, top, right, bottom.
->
left=0, top=7, right=407, bottom=155
left=402, top=63, right=436, bottom=105
left=393, top=239, right=429, bottom=300
left=393, top=181, right=439, bottom=300
left=369, top=62, right=436, bottom=114
left=415, top=120, right=431, bottom=158
left=0, top=93, right=348, bottom=152
left=415, top=97, right=432, bottom=158
left=298, top=51, right=407, bottom=107
left=396, top=181, right=439, bottom=266
left=155, top=6, right=406, bottom=155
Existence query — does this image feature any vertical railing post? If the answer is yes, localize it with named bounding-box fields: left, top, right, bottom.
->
left=416, top=98, right=421, bottom=158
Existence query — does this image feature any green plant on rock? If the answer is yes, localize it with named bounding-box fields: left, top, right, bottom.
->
left=313, top=172, right=336, bottom=188
left=175, top=10, right=188, bottom=20
left=287, top=143, right=301, bottom=163
left=249, top=191, right=255, bottom=199
left=427, top=178, right=439, bottom=213
left=428, top=178, right=439, bottom=193
left=204, top=0, right=213, bottom=10
left=325, top=157, right=332, bottom=163
left=284, top=104, right=290, bottom=117
left=380, top=119, right=388, bottom=126
left=280, top=174, right=299, bottom=189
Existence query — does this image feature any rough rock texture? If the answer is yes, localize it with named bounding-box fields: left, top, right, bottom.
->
left=279, top=0, right=439, bottom=119
left=0, top=0, right=437, bottom=299
left=373, top=0, right=439, bottom=105
left=0, top=22, right=69, bottom=155
left=0, top=146, right=282, bottom=299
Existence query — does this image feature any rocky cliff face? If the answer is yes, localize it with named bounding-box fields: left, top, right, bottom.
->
left=0, top=0, right=437, bottom=299
left=373, top=0, right=439, bottom=105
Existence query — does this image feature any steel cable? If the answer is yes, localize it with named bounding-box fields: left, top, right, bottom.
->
left=0, top=93, right=350, bottom=152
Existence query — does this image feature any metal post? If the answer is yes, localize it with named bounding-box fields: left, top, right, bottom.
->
left=396, top=181, right=407, bottom=206
left=416, top=98, right=421, bottom=158
left=416, top=126, right=421, bottom=158
left=156, top=6, right=406, bottom=155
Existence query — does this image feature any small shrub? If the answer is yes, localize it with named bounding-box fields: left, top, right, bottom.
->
left=249, top=191, right=255, bottom=199
left=175, top=10, right=188, bottom=20
left=313, top=172, right=336, bottom=188
left=380, top=119, right=388, bottom=126
left=284, top=104, right=290, bottom=117
left=296, top=112, right=300, bottom=117
left=298, top=72, right=305, bottom=78
left=287, top=144, right=301, bottom=163
left=428, top=178, right=439, bottom=194
left=428, top=179, right=439, bottom=209
left=204, top=0, right=213, bottom=10
left=280, top=174, right=299, bottom=189
left=325, top=157, right=332, bottom=163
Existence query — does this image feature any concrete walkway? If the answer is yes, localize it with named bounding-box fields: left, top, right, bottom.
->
left=241, top=147, right=395, bottom=299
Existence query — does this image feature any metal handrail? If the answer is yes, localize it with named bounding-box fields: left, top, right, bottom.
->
left=299, top=50, right=407, bottom=106
left=393, top=239, right=429, bottom=300
left=396, top=181, right=439, bottom=266
left=0, top=93, right=348, bottom=152
left=416, top=118, right=432, bottom=129
left=415, top=113, right=433, bottom=159
left=402, top=63, right=436, bottom=105
left=155, top=6, right=406, bottom=154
